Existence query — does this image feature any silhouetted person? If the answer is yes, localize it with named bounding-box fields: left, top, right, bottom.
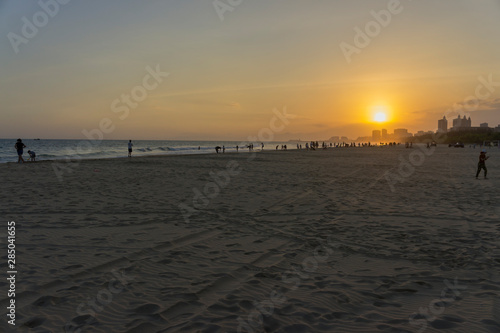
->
left=15, top=139, right=26, bottom=163
left=128, top=140, right=133, bottom=157
left=223, top=146, right=225, bottom=153
left=476, top=150, right=489, bottom=179
left=215, top=146, right=221, bottom=153
left=236, top=145, right=239, bottom=152
left=28, top=150, right=36, bottom=162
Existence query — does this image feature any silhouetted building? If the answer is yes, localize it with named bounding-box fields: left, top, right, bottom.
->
left=480, top=123, right=489, bottom=128
left=437, top=116, right=448, bottom=133
left=394, top=128, right=410, bottom=138
left=381, top=129, right=388, bottom=138
left=452, top=115, right=471, bottom=130
left=372, top=130, right=381, bottom=141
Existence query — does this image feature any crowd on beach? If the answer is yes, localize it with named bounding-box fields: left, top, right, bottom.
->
left=11, top=138, right=493, bottom=179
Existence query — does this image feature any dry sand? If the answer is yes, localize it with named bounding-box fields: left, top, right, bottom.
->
left=1, top=145, right=499, bottom=333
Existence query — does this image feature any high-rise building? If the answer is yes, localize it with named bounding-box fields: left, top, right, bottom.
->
left=452, top=115, right=471, bottom=130
left=437, top=116, right=448, bottom=133
left=381, top=129, right=388, bottom=138
left=372, top=130, right=381, bottom=141
left=394, top=128, right=409, bottom=137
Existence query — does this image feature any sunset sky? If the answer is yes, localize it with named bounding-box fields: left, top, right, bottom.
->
left=1, top=0, right=500, bottom=141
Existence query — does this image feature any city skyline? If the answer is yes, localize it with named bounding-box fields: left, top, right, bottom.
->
left=365, top=114, right=500, bottom=142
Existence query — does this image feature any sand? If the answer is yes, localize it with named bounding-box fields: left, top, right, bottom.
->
left=1, top=145, right=499, bottom=333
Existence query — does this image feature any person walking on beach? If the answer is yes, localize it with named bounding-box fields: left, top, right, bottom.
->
left=476, top=150, right=489, bottom=179
left=14, top=139, right=26, bottom=163
left=128, top=140, right=133, bottom=157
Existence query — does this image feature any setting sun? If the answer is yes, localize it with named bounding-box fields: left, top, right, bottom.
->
left=374, top=112, right=387, bottom=123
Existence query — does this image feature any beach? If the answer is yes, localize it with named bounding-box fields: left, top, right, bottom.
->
left=1, top=146, right=499, bottom=332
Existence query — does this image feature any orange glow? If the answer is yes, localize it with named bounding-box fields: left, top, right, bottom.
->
left=369, top=105, right=392, bottom=124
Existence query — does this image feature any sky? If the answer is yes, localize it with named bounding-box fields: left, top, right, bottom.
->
left=1, top=0, right=500, bottom=141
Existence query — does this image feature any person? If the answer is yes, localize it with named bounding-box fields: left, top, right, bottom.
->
left=476, top=150, right=489, bottom=179
left=215, top=146, right=221, bottom=154
left=28, top=150, right=36, bottom=162
left=261, top=143, right=264, bottom=150
left=222, top=145, right=225, bottom=153
left=128, top=140, right=133, bottom=157
left=15, top=139, right=26, bottom=163
left=236, top=145, right=239, bottom=152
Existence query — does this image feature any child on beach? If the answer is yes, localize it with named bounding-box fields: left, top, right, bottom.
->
left=28, top=150, right=36, bottom=162
left=475, top=150, right=489, bottom=179
left=14, top=139, right=26, bottom=163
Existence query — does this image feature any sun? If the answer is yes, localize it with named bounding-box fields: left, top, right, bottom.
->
left=374, top=112, right=387, bottom=123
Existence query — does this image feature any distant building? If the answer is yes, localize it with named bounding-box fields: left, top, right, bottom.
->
left=381, top=129, right=388, bottom=138
left=340, top=136, right=350, bottom=142
left=328, top=136, right=340, bottom=142
left=480, top=123, right=489, bottom=128
left=416, top=130, right=431, bottom=136
left=394, top=128, right=410, bottom=138
left=437, top=116, right=448, bottom=133
left=356, top=136, right=372, bottom=142
left=372, top=130, right=381, bottom=141
left=452, top=115, right=471, bottom=130
left=494, top=125, right=500, bottom=133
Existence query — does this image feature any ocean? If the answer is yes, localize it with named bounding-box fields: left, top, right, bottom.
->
left=0, top=139, right=299, bottom=163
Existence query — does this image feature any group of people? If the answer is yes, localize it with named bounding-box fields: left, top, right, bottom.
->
left=12, top=138, right=493, bottom=179
left=215, top=143, right=260, bottom=154
left=14, top=139, right=35, bottom=163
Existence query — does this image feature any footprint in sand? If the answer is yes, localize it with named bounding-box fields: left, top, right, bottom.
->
left=134, top=303, right=161, bottom=315
left=23, top=317, right=46, bottom=328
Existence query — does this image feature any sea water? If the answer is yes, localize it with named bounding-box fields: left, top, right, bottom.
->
left=0, top=139, right=299, bottom=163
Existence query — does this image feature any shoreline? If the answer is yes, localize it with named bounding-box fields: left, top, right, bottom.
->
left=0, top=149, right=262, bottom=166
left=3, top=142, right=495, bottom=167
